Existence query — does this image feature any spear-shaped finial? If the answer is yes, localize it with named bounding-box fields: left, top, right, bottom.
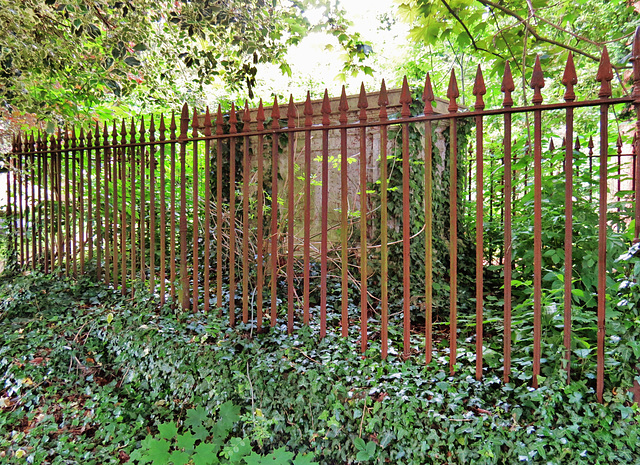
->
left=473, top=65, right=486, bottom=111
left=321, top=90, right=331, bottom=126
left=447, top=70, right=459, bottom=113
left=531, top=55, right=545, bottom=105
left=596, top=46, right=613, bottom=99
left=270, top=97, right=280, bottom=130
left=204, top=107, right=212, bottom=137
left=378, top=79, right=388, bottom=121
left=423, top=73, right=435, bottom=115
left=400, top=76, right=412, bottom=118
left=562, top=52, right=578, bottom=102
left=304, top=92, right=314, bottom=128
left=501, top=61, right=515, bottom=108
left=242, top=101, right=251, bottom=133
left=257, top=99, right=265, bottom=131
left=288, top=95, right=297, bottom=128
left=216, top=105, right=224, bottom=136
left=339, top=86, right=349, bottom=124
left=358, top=83, right=368, bottom=122
left=229, top=102, right=238, bottom=134
left=179, top=102, right=189, bottom=140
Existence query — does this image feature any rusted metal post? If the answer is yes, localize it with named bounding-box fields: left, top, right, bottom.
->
left=473, top=65, right=486, bottom=381
left=400, top=77, right=412, bottom=360
left=242, top=102, right=251, bottom=324
left=78, top=129, right=85, bottom=274
left=379, top=81, right=389, bottom=359
left=358, top=83, right=369, bottom=353
left=596, top=47, right=613, bottom=403
left=287, top=96, right=297, bottom=334
left=339, top=88, right=349, bottom=338
left=229, top=103, right=238, bottom=326
left=531, top=56, right=545, bottom=388
left=179, top=104, right=190, bottom=310
left=423, top=75, right=435, bottom=364
left=215, top=107, right=224, bottom=314
left=170, top=114, right=178, bottom=306
left=502, top=62, right=515, bottom=382
left=191, top=109, right=200, bottom=312
left=447, top=71, right=459, bottom=375
left=203, top=109, right=212, bottom=313
left=562, top=52, right=577, bottom=382
left=270, top=100, right=280, bottom=328
left=159, top=115, right=168, bottom=305
left=256, top=101, right=266, bottom=330
left=303, top=94, right=313, bottom=325
left=149, top=117, right=157, bottom=293
left=320, top=91, right=330, bottom=339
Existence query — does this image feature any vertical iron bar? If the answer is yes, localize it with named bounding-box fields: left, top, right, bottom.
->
left=303, top=95, right=312, bottom=326
left=87, top=129, right=93, bottom=266
left=43, top=138, right=49, bottom=273
left=203, top=110, right=212, bottom=313
left=159, top=116, right=168, bottom=305
left=64, top=130, right=71, bottom=277
left=287, top=98, right=296, bottom=335
left=130, top=121, right=137, bottom=293
left=30, top=135, right=36, bottom=270
left=119, top=122, right=127, bottom=294
left=401, top=78, right=412, bottom=360
left=139, top=120, right=147, bottom=283
left=320, top=92, right=330, bottom=339
left=269, top=103, right=279, bottom=328
left=192, top=110, right=200, bottom=312
left=149, top=118, right=156, bottom=294
left=242, top=106, right=250, bottom=324
left=562, top=52, right=577, bottom=382
left=503, top=117, right=513, bottom=383
left=216, top=107, right=224, bottom=314
left=474, top=69, right=485, bottom=381
left=424, top=109, right=433, bottom=364
left=358, top=84, right=368, bottom=354
left=379, top=84, right=389, bottom=359
left=71, top=130, right=77, bottom=277
left=229, top=105, right=238, bottom=326
left=339, top=89, right=349, bottom=338
left=79, top=131, right=85, bottom=273
left=170, top=115, right=178, bottom=306
left=179, top=105, right=189, bottom=310
left=597, top=104, right=610, bottom=403
left=256, top=102, right=266, bottom=330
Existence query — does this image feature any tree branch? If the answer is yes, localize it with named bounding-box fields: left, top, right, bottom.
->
left=439, top=0, right=504, bottom=60
left=478, top=0, right=604, bottom=64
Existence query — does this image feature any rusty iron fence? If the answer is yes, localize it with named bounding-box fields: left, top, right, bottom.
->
left=3, top=36, right=640, bottom=403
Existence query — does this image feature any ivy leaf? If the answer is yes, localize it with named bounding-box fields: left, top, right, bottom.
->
left=221, top=437, right=251, bottom=463
left=146, top=438, right=171, bottom=464
left=169, top=450, right=191, bottom=465
left=192, top=442, right=220, bottom=465
left=176, top=431, right=197, bottom=453
left=379, top=431, right=395, bottom=449
left=158, top=421, right=178, bottom=440
left=216, top=401, right=240, bottom=436
left=185, top=406, right=209, bottom=431
left=292, top=452, right=317, bottom=464
left=124, top=57, right=142, bottom=67
left=263, top=447, right=295, bottom=462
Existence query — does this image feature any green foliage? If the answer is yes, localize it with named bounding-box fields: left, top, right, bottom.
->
left=2, top=272, right=640, bottom=464
left=130, top=402, right=315, bottom=464
left=0, top=0, right=368, bottom=123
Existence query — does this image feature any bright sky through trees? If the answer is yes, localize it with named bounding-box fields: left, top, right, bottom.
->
left=253, top=0, right=410, bottom=100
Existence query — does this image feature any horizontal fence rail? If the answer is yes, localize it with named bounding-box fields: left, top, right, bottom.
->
left=3, top=36, right=640, bottom=403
